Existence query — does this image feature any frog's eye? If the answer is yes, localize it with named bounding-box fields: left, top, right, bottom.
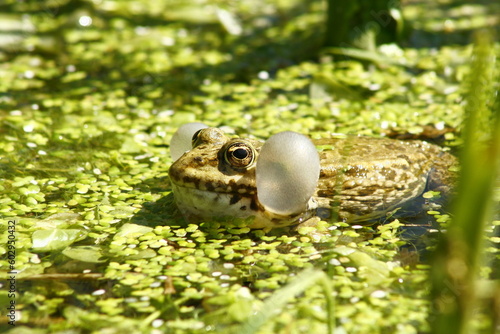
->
left=170, top=122, right=208, bottom=161
left=256, top=131, right=320, bottom=216
left=224, top=142, right=255, bottom=169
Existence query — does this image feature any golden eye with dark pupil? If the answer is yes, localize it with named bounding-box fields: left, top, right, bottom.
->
left=225, top=143, right=254, bottom=168
left=233, top=148, right=248, bottom=159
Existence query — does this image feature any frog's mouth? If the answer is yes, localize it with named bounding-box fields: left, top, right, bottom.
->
left=169, top=182, right=263, bottom=222
left=170, top=182, right=318, bottom=229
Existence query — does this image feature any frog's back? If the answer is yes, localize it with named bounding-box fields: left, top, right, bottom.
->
left=313, top=136, right=457, bottom=222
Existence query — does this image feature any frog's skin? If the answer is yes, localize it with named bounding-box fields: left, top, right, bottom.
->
left=169, top=123, right=457, bottom=229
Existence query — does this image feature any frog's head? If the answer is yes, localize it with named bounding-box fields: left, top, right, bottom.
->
left=168, top=123, right=320, bottom=228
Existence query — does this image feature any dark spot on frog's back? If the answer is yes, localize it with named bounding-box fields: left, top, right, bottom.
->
left=380, top=167, right=397, bottom=181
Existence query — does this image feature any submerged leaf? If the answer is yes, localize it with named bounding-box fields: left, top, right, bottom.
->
left=32, top=229, right=87, bottom=252
left=62, top=246, right=107, bottom=263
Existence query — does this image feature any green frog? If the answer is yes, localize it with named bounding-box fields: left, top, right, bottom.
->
left=169, top=123, right=457, bottom=229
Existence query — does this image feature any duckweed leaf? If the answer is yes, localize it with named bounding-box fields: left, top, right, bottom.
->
left=347, top=250, right=391, bottom=285
left=115, top=223, right=153, bottom=237
left=238, top=268, right=331, bottom=334
left=62, top=246, right=107, bottom=263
